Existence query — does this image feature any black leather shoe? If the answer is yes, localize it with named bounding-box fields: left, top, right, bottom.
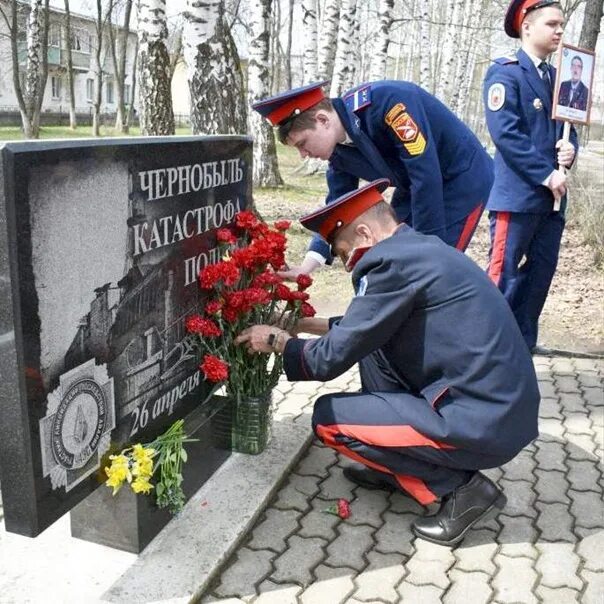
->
left=412, top=472, right=506, bottom=546
left=342, top=465, right=400, bottom=492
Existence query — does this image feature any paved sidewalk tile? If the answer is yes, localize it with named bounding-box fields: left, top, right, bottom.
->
left=202, top=359, right=604, bottom=604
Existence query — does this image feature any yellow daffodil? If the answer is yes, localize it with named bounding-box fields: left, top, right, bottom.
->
left=131, top=444, right=155, bottom=478
left=105, top=453, right=132, bottom=495
left=131, top=476, right=154, bottom=494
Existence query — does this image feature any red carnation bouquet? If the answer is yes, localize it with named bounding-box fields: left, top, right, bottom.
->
left=186, top=211, right=316, bottom=400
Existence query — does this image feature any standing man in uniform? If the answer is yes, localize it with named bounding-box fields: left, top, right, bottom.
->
left=252, top=80, right=494, bottom=277
left=483, top=0, right=578, bottom=351
left=237, top=180, right=540, bottom=546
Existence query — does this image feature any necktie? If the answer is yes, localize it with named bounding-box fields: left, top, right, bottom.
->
left=538, top=61, right=552, bottom=101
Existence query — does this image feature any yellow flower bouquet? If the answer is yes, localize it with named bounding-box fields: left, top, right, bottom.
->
left=104, top=419, right=195, bottom=514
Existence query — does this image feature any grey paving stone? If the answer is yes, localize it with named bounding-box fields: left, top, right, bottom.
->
left=568, top=490, right=604, bottom=529
left=273, top=474, right=321, bottom=513
left=535, top=501, right=575, bottom=542
left=577, top=531, right=604, bottom=571
left=539, top=397, right=563, bottom=419
left=582, top=387, right=604, bottom=407
left=215, top=548, right=274, bottom=599
left=535, top=586, right=580, bottom=603
left=500, top=450, right=537, bottom=482
left=573, top=358, right=602, bottom=372
left=352, top=551, right=406, bottom=604
left=347, top=488, right=390, bottom=528
left=567, top=459, right=602, bottom=493
left=590, top=406, right=604, bottom=428
left=534, top=468, right=570, bottom=504
left=388, top=490, right=425, bottom=515
left=254, top=584, right=301, bottom=604
left=289, top=381, right=327, bottom=395
left=318, top=469, right=357, bottom=501
left=298, top=498, right=342, bottom=540
left=302, top=565, right=355, bottom=604
left=443, top=570, right=492, bottom=604
left=271, top=535, right=327, bottom=586
left=247, top=508, right=302, bottom=553
left=274, top=393, right=316, bottom=419
left=560, top=392, right=590, bottom=414
left=534, top=439, right=567, bottom=472
left=373, top=511, right=416, bottom=556
left=576, top=372, right=603, bottom=389
left=492, top=555, right=538, bottom=604
left=535, top=542, right=583, bottom=590
left=538, top=381, right=557, bottom=398
left=482, top=466, right=504, bottom=484
left=453, top=530, right=498, bottom=574
left=555, top=375, right=581, bottom=393
left=397, top=583, right=444, bottom=603
left=325, top=523, right=375, bottom=571
left=581, top=568, right=604, bottom=604
left=404, top=552, right=453, bottom=590
left=566, top=433, right=598, bottom=461
left=499, top=478, right=537, bottom=518
left=295, top=443, right=338, bottom=477
left=539, top=417, right=566, bottom=438
left=551, top=358, right=577, bottom=374
left=564, top=412, right=594, bottom=435
left=497, top=514, right=538, bottom=559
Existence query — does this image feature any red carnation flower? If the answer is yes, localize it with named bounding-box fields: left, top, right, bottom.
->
left=231, top=247, right=257, bottom=271
left=296, top=274, right=313, bottom=291
left=205, top=300, right=223, bottom=315
left=252, top=271, right=283, bottom=289
left=222, top=306, right=240, bottom=323
left=196, top=318, right=222, bottom=338
left=199, top=261, right=240, bottom=289
left=301, top=302, right=316, bottom=317
left=216, top=228, right=237, bottom=244
left=185, top=314, right=205, bottom=334
left=235, top=211, right=259, bottom=230
left=324, top=498, right=351, bottom=519
left=274, top=220, right=291, bottom=231
left=289, top=290, right=310, bottom=302
left=200, top=354, right=229, bottom=382
left=275, top=283, right=293, bottom=301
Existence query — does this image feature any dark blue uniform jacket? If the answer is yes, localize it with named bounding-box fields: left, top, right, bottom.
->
left=483, top=49, right=578, bottom=213
left=285, top=225, right=540, bottom=457
left=309, top=80, right=494, bottom=260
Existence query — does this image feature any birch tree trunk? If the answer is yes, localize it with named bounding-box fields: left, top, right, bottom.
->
left=285, top=0, right=294, bottom=88
left=345, top=0, right=359, bottom=89
left=184, top=0, right=246, bottom=134
left=13, top=0, right=49, bottom=138
left=248, top=0, right=283, bottom=187
left=109, top=0, right=133, bottom=133
left=137, top=0, right=174, bottom=135
left=434, top=0, right=463, bottom=102
left=317, top=0, right=339, bottom=81
left=579, top=0, right=603, bottom=50
left=64, top=0, right=77, bottom=129
left=418, top=3, right=431, bottom=90
left=330, top=0, right=354, bottom=96
left=301, top=0, right=318, bottom=83
left=369, top=0, right=393, bottom=81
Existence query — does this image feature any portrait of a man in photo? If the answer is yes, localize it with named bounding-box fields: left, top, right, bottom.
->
left=558, top=55, right=589, bottom=111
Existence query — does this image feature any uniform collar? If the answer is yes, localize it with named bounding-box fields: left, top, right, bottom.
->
left=522, top=49, right=547, bottom=71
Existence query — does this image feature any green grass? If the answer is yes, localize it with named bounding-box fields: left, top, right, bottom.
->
left=0, top=125, right=191, bottom=141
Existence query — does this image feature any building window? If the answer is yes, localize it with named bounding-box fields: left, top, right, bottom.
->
left=51, top=76, right=62, bottom=99
left=70, top=28, right=91, bottom=53
left=86, top=78, right=94, bottom=102
left=106, top=80, right=114, bottom=104
left=49, top=23, right=61, bottom=48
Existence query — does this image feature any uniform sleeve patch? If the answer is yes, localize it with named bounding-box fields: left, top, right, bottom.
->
left=487, top=83, right=506, bottom=111
left=389, top=110, right=426, bottom=156
left=385, top=103, right=406, bottom=125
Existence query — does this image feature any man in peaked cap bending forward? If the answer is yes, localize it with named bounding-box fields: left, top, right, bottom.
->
left=236, top=180, right=540, bottom=546
left=252, top=79, right=494, bottom=279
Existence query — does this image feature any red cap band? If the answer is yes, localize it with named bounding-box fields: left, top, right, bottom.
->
left=266, top=88, right=326, bottom=126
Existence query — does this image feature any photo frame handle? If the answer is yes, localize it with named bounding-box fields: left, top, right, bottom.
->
left=554, top=121, right=571, bottom=212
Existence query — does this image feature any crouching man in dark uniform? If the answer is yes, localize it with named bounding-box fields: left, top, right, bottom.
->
left=236, top=179, right=540, bottom=546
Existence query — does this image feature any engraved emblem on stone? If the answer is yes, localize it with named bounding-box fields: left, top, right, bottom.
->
left=533, top=98, right=543, bottom=110
left=39, top=359, right=115, bottom=492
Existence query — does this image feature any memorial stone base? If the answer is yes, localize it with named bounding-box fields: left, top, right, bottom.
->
left=70, top=398, right=230, bottom=553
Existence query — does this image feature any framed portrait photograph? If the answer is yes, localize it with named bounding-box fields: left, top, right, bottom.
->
left=552, top=43, right=596, bottom=125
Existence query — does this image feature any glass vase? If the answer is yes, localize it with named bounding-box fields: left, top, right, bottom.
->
left=213, top=391, right=273, bottom=455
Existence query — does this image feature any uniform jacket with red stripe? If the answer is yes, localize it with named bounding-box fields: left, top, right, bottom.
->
left=483, top=49, right=578, bottom=213
left=308, top=80, right=494, bottom=262
left=284, top=225, right=540, bottom=457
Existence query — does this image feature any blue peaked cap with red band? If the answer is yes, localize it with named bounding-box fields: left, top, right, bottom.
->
left=300, top=179, right=391, bottom=244
left=251, top=81, right=330, bottom=126
left=504, top=0, right=559, bottom=38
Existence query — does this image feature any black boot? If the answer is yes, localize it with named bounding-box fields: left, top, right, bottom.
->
left=412, top=472, right=506, bottom=546
left=342, top=464, right=401, bottom=492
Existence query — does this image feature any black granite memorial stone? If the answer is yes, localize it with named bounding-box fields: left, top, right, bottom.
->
left=0, top=136, right=252, bottom=539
